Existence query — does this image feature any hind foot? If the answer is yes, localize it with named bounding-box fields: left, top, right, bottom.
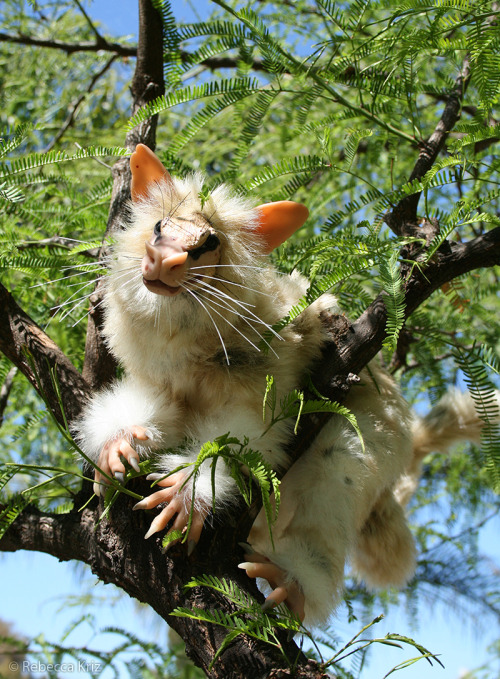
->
left=238, top=551, right=305, bottom=620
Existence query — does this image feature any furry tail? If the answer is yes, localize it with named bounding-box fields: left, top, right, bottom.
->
left=395, top=389, right=496, bottom=506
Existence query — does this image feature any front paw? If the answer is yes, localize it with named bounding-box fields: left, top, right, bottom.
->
left=133, top=470, right=209, bottom=553
left=93, top=425, right=150, bottom=496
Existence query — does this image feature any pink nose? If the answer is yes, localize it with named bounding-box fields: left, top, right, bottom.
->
left=142, top=241, right=189, bottom=286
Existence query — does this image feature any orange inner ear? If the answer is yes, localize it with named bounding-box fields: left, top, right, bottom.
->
left=255, top=201, right=309, bottom=253
left=130, top=143, right=172, bottom=201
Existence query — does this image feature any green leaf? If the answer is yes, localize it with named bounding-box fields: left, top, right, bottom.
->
left=378, top=249, right=406, bottom=353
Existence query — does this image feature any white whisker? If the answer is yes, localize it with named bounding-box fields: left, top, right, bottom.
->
left=30, top=266, right=104, bottom=288
left=59, top=294, right=94, bottom=321
left=192, top=286, right=279, bottom=358
left=179, top=283, right=229, bottom=365
left=52, top=287, right=95, bottom=312
left=71, top=296, right=107, bottom=327
left=193, top=278, right=283, bottom=341
left=190, top=276, right=256, bottom=309
left=190, top=264, right=267, bottom=272
left=193, top=272, right=275, bottom=299
left=114, top=269, right=144, bottom=293
left=61, top=262, right=107, bottom=271
left=194, top=291, right=261, bottom=354
left=60, top=275, right=105, bottom=291
left=59, top=268, right=138, bottom=320
left=169, top=191, right=192, bottom=219
left=117, top=254, right=143, bottom=261
left=69, top=269, right=143, bottom=327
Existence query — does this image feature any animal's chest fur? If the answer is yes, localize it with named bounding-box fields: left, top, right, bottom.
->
left=130, top=330, right=273, bottom=419
left=105, top=288, right=315, bottom=425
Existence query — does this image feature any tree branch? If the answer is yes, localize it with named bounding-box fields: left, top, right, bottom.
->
left=0, top=366, right=17, bottom=427
left=290, top=226, right=500, bottom=460
left=0, top=31, right=136, bottom=56
left=0, top=31, right=269, bottom=73
left=0, top=496, right=329, bottom=679
left=0, top=283, right=90, bottom=424
left=386, top=57, right=472, bottom=236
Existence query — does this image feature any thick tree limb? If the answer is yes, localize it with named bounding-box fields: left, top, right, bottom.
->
left=0, top=496, right=330, bottom=679
left=0, top=283, right=90, bottom=424
left=290, top=226, right=500, bottom=459
left=326, top=226, right=500, bottom=381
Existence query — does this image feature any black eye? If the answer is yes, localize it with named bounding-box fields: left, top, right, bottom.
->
left=204, top=234, right=220, bottom=251
left=189, top=233, right=220, bottom=260
left=153, top=220, right=162, bottom=236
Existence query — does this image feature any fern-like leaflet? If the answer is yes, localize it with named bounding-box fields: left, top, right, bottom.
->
left=378, top=249, right=406, bottom=354
left=172, top=574, right=303, bottom=669
left=453, top=344, right=500, bottom=490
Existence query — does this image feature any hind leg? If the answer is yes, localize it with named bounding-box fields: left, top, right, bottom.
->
left=244, top=437, right=360, bottom=624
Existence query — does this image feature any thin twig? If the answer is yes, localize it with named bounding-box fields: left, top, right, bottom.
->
left=72, top=0, right=106, bottom=46
left=44, top=55, right=118, bottom=152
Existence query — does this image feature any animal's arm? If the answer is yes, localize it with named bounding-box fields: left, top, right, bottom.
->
left=72, top=375, right=183, bottom=486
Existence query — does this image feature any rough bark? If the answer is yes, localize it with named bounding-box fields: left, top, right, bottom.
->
left=385, top=57, right=472, bottom=237
left=0, top=488, right=329, bottom=679
left=0, top=283, right=90, bottom=424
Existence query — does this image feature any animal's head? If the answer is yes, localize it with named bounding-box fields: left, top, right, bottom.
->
left=125, top=144, right=309, bottom=299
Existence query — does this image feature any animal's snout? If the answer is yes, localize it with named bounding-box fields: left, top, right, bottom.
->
left=141, top=216, right=222, bottom=298
left=142, top=240, right=189, bottom=289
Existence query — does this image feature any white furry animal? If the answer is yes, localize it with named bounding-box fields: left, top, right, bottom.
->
left=73, top=144, right=487, bottom=624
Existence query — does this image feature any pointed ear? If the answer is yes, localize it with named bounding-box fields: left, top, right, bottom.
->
left=130, top=143, right=172, bottom=202
left=254, top=201, right=309, bottom=253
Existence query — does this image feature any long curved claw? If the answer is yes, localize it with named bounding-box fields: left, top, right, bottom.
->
left=133, top=486, right=177, bottom=511
left=93, top=474, right=107, bottom=497
left=94, top=426, right=150, bottom=493
left=186, top=507, right=207, bottom=555
left=262, top=586, right=288, bottom=611
left=108, top=439, right=141, bottom=478
left=93, top=464, right=112, bottom=497
left=134, top=470, right=210, bottom=550
left=133, top=470, right=188, bottom=511
left=162, top=506, right=190, bottom=551
left=147, top=470, right=185, bottom=487
left=238, top=557, right=305, bottom=621
left=144, top=499, right=183, bottom=539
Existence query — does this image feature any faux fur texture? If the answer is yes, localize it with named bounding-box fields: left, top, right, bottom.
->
left=72, top=173, right=488, bottom=625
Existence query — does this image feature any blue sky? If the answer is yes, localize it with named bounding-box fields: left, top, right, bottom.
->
left=1, top=1, right=499, bottom=677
